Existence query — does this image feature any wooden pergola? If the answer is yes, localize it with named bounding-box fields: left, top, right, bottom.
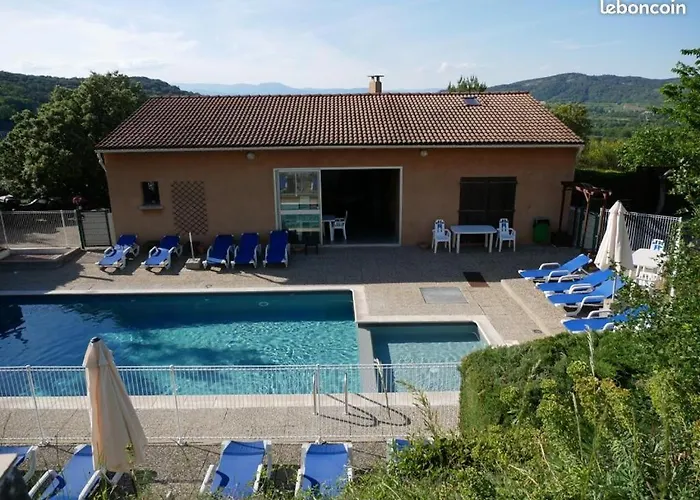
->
left=557, top=181, right=613, bottom=250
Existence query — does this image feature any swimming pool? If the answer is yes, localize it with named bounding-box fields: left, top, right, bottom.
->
left=0, top=291, right=491, bottom=396
left=0, top=291, right=358, bottom=367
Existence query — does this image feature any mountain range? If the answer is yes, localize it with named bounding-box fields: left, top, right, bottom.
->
left=0, top=70, right=676, bottom=139
left=177, top=73, right=676, bottom=104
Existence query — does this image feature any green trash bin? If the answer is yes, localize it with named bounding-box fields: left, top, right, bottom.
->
left=533, top=217, right=550, bottom=244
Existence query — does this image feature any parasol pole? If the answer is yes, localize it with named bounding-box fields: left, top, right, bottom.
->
left=189, top=232, right=195, bottom=258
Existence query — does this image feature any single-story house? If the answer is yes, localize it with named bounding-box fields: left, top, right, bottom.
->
left=95, top=77, right=583, bottom=247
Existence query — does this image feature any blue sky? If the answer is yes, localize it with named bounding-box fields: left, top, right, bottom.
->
left=0, top=0, right=696, bottom=88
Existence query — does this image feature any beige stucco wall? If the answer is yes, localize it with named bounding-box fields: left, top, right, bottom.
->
left=102, top=147, right=578, bottom=246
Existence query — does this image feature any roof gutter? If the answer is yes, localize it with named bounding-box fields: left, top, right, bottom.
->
left=95, top=152, right=106, bottom=171
left=95, top=143, right=584, bottom=154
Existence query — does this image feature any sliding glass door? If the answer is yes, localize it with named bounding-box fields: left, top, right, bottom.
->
left=275, top=169, right=323, bottom=241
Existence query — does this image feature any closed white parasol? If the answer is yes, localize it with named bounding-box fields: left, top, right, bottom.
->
left=83, top=337, right=147, bottom=473
left=594, top=201, right=634, bottom=299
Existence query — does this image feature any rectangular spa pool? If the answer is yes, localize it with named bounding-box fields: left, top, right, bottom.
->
left=363, top=322, right=488, bottom=392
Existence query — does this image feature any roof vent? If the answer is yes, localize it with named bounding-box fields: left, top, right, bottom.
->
left=368, top=75, right=384, bottom=94
left=463, top=96, right=481, bottom=106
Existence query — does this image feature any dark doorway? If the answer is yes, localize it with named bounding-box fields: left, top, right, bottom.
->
left=458, top=177, right=517, bottom=245
left=321, top=169, right=400, bottom=244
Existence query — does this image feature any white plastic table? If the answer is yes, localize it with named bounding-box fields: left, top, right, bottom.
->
left=632, top=248, right=665, bottom=274
left=450, top=225, right=497, bottom=253
left=322, top=215, right=335, bottom=239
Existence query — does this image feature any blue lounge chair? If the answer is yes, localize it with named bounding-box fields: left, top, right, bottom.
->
left=518, top=254, right=591, bottom=282
left=233, top=233, right=260, bottom=268
left=203, top=234, right=235, bottom=269
left=547, top=278, right=624, bottom=315
left=536, top=268, right=614, bottom=296
left=386, top=437, right=433, bottom=462
left=199, top=440, right=271, bottom=498
left=295, top=442, right=352, bottom=497
left=141, top=235, right=182, bottom=270
left=263, top=230, right=290, bottom=267
left=28, top=444, right=121, bottom=500
left=96, top=234, right=139, bottom=270
left=0, top=445, right=37, bottom=482
left=562, top=306, right=646, bottom=334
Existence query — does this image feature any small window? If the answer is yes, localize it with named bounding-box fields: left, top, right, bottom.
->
left=141, top=181, right=161, bottom=206
left=463, top=97, right=480, bottom=106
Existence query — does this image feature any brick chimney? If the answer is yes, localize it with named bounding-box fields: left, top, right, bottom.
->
left=368, top=75, right=384, bottom=94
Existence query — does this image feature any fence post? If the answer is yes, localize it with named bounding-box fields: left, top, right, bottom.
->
left=25, top=365, right=47, bottom=445
left=104, top=210, right=113, bottom=246
left=0, top=211, right=8, bottom=247
left=169, top=366, right=184, bottom=445
left=314, top=364, right=321, bottom=443
left=59, top=210, right=68, bottom=247
left=343, top=373, right=348, bottom=415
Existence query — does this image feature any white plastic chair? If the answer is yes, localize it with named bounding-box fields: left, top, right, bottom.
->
left=330, top=211, right=348, bottom=242
left=650, top=239, right=665, bottom=252
left=431, top=219, right=451, bottom=253
left=497, top=218, right=516, bottom=252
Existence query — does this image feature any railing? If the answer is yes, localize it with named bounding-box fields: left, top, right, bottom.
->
left=568, top=206, right=681, bottom=251
left=0, top=210, right=81, bottom=249
left=0, top=363, right=461, bottom=444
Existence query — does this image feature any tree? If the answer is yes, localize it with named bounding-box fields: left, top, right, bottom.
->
left=578, top=138, right=624, bottom=171
left=621, top=48, right=700, bottom=209
left=550, top=103, right=592, bottom=141
left=658, top=48, right=700, bottom=131
left=446, top=75, right=487, bottom=92
left=0, top=72, right=146, bottom=206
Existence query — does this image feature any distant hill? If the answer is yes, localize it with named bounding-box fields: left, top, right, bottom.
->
left=0, top=71, right=192, bottom=136
left=489, top=73, right=677, bottom=139
left=488, top=73, right=676, bottom=104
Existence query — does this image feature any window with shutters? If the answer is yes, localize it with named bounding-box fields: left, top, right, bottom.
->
left=459, top=177, right=517, bottom=226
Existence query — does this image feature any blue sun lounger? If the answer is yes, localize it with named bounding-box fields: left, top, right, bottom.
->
left=141, top=235, right=182, bottom=270
left=386, top=437, right=433, bottom=462
left=203, top=234, right=235, bottom=269
left=263, top=230, right=290, bottom=267
left=295, top=442, right=353, bottom=497
left=562, top=306, right=646, bottom=334
left=0, top=445, right=37, bottom=482
left=233, top=233, right=260, bottom=268
left=199, top=440, right=271, bottom=498
left=518, top=254, right=591, bottom=282
left=29, top=444, right=122, bottom=500
left=96, top=234, right=139, bottom=270
left=536, top=268, right=614, bottom=296
left=547, top=278, right=625, bottom=315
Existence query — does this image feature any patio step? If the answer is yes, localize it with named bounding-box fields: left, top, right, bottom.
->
left=500, top=278, right=567, bottom=336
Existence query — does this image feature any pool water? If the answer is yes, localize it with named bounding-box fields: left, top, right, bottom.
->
left=0, top=292, right=358, bottom=367
left=367, top=322, right=487, bottom=391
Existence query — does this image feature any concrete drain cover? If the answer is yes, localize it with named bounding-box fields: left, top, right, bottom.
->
left=420, top=287, right=467, bottom=304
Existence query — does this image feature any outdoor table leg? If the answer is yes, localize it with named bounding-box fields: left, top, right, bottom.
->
left=488, top=233, right=493, bottom=253
left=456, top=233, right=461, bottom=254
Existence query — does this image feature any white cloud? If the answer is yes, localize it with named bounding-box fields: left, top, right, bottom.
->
left=0, top=7, right=198, bottom=77
left=437, top=62, right=478, bottom=74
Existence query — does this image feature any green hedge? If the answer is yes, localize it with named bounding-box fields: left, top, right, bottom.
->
left=459, top=329, right=657, bottom=431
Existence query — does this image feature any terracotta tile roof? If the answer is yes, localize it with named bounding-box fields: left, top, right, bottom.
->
left=96, top=92, right=583, bottom=150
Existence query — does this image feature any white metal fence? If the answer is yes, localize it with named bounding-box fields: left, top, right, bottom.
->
left=0, top=210, right=81, bottom=249
left=569, top=206, right=681, bottom=251
left=0, top=363, right=461, bottom=444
